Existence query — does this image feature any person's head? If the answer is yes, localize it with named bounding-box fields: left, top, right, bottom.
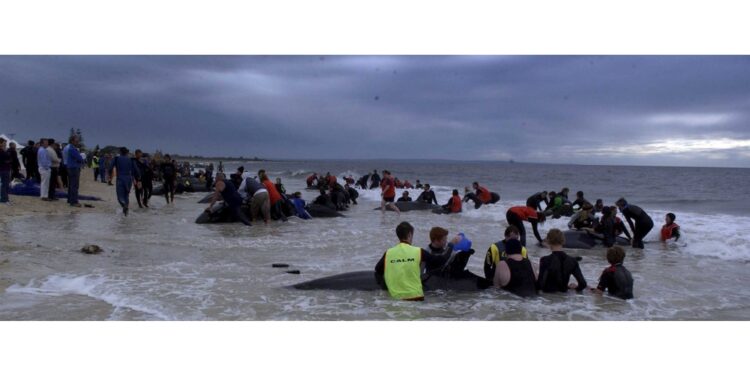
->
left=615, top=197, right=627, bottom=208
left=606, top=246, right=626, bottom=265
left=595, top=199, right=603, bottom=207
left=276, top=177, right=282, bottom=184
left=237, top=166, right=245, bottom=173
left=504, top=225, right=520, bottom=240
left=69, top=135, right=78, bottom=145
left=416, top=179, right=420, bottom=183
left=293, top=191, right=302, bottom=198
left=576, top=191, right=584, bottom=199
left=424, top=184, right=431, bottom=191
left=549, top=191, right=556, bottom=198
left=373, top=169, right=378, bottom=174
left=464, top=186, right=470, bottom=193
left=665, top=213, right=676, bottom=224
left=0, top=138, right=6, bottom=150
left=9, top=141, right=16, bottom=150
left=40, top=138, right=48, bottom=147
left=472, top=181, right=479, bottom=189
left=429, top=227, right=449, bottom=248
left=258, top=169, right=266, bottom=178
left=135, top=149, right=143, bottom=159
left=402, top=191, right=409, bottom=198
left=165, top=154, right=171, bottom=161
left=120, top=147, right=129, bottom=156
left=601, top=206, right=612, bottom=218
left=452, top=189, right=459, bottom=196
left=383, top=170, right=390, bottom=177
left=541, top=191, right=548, bottom=198
left=505, top=239, right=523, bottom=255
left=561, top=187, right=569, bottom=195
left=545, top=228, right=565, bottom=248
left=396, top=222, right=415, bottom=244
left=28, top=140, right=34, bottom=147
left=609, top=206, right=618, bottom=217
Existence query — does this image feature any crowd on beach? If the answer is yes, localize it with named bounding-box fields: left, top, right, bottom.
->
left=1, top=138, right=683, bottom=303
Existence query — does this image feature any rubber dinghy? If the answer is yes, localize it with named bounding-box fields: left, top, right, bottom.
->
left=291, top=269, right=491, bottom=292
left=562, top=230, right=630, bottom=250
left=373, top=201, right=443, bottom=212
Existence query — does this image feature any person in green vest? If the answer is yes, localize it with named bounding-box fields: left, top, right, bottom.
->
left=375, top=221, right=452, bottom=301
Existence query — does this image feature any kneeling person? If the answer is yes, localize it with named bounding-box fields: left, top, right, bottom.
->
left=592, top=246, right=634, bottom=300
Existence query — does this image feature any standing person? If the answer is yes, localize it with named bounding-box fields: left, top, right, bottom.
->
left=240, top=175, right=271, bottom=224
left=217, top=161, right=224, bottom=174
left=205, top=173, right=251, bottom=226
left=493, top=239, right=538, bottom=298
left=591, top=246, right=634, bottom=300
left=505, top=205, right=546, bottom=247
left=374, top=222, right=452, bottom=301
left=416, top=184, right=438, bottom=205
left=369, top=169, right=381, bottom=189
left=20, top=140, right=38, bottom=182
left=537, top=229, right=587, bottom=293
left=64, top=136, right=84, bottom=207
left=616, top=198, right=654, bottom=249
left=379, top=170, right=400, bottom=214
left=205, top=162, right=214, bottom=191
left=160, top=155, right=177, bottom=204
left=526, top=191, right=549, bottom=211
left=36, top=138, right=52, bottom=201
left=58, top=143, right=68, bottom=189
left=47, top=139, right=61, bottom=201
left=110, top=147, right=140, bottom=216
left=133, top=150, right=152, bottom=208
left=0, top=139, right=12, bottom=205
left=98, top=153, right=107, bottom=183
left=8, top=142, right=23, bottom=180
left=261, top=174, right=287, bottom=221
left=91, top=153, right=100, bottom=182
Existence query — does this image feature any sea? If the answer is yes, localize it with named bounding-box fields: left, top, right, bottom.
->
left=1, top=160, right=749, bottom=320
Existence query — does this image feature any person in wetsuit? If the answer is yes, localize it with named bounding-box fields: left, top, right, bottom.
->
left=205, top=173, right=251, bottom=226
left=424, top=227, right=462, bottom=273
left=660, top=212, right=681, bottom=242
left=616, top=198, right=654, bottom=249
left=537, top=229, right=587, bottom=293
left=313, top=188, right=336, bottom=210
left=484, top=225, right=528, bottom=281
left=229, top=166, right=245, bottom=190
left=134, top=150, right=153, bottom=208
left=369, top=169, right=381, bottom=189
left=493, top=239, right=537, bottom=297
left=591, top=206, right=626, bottom=247
left=415, top=180, right=423, bottom=189
left=526, top=191, right=549, bottom=211
left=505, top=206, right=545, bottom=247
left=397, top=191, right=412, bottom=202
left=571, top=191, right=591, bottom=211
left=416, top=184, right=438, bottom=205
left=160, top=155, right=177, bottom=204
left=344, top=183, right=358, bottom=205
left=591, top=246, right=634, bottom=300
left=356, top=173, right=370, bottom=190
left=374, top=222, right=453, bottom=301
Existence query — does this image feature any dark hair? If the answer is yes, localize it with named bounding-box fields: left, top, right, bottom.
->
left=28, top=140, right=34, bottom=146
left=48, top=138, right=55, bottom=145
left=238, top=166, right=245, bottom=172
left=505, top=239, right=522, bottom=255
left=425, top=184, right=430, bottom=188
left=607, top=246, right=626, bottom=264
left=616, top=197, right=627, bottom=206
left=135, top=149, right=142, bottom=154
left=0, top=138, right=5, bottom=145
left=452, top=189, right=459, bottom=195
left=396, top=222, right=414, bottom=241
left=402, top=191, right=409, bottom=196
left=68, top=135, right=77, bottom=143
left=120, top=147, right=129, bottom=155
left=577, top=191, right=584, bottom=198
left=504, top=225, right=520, bottom=237
left=666, top=212, right=676, bottom=223
left=165, top=154, right=171, bottom=159
left=472, top=181, right=479, bottom=186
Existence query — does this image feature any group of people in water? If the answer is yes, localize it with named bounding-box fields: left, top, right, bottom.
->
left=376, top=221, right=635, bottom=301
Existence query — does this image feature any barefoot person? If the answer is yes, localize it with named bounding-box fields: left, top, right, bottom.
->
left=380, top=170, right=400, bottom=214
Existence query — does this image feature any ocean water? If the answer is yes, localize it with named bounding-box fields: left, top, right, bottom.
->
left=1, top=160, right=749, bottom=320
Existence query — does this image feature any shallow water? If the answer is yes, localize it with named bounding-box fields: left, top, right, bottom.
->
left=1, top=161, right=749, bottom=320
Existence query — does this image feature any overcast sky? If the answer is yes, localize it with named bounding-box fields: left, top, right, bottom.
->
left=1, top=56, right=749, bottom=167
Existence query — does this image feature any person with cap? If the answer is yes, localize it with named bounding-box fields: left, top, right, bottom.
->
left=537, top=229, right=587, bottom=293
left=616, top=198, right=654, bottom=249
left=374, top=222, right=453, bottom=301
left=660, top=212, right=681, bottom=243
left=484, top=225, right=528, bottom=281
left=205, top=172, right=251, bottom=226
left=110, top=147, right=140, bottom=216
left=493, top=238, right=538, bottom=297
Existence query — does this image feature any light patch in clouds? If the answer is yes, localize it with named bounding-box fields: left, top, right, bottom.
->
left=586, top=138, right=750, bottom=156
left=646, top=112, right=735, bottom=127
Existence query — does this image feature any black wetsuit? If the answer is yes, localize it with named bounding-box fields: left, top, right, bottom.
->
left=526, top=192, right=548, bottom=211
left=397, top=197, right=412, bottom=202
left=160, top=162, right=177, bottom=203
left=220, top=182, right=251, bottom=226
left=416, top=190, right=438, bottom=205
left=21, top=145, right=40, bottom=182
left=229, top=173, right=243, bottom=190
left=346, top=186, right=359, bottom=204
left=571, top=197, right=591, bottom=211
left=537, top=251, right=587, bottom=293
left=356, top=174, right=370, bottom=190
left=505, top=211, right=543, bottom=247
left=134, top=158, right=152, bottom=207
left=369, top=174, right=381, bottom=189
left=597, top=264, right=633, bottom=300
left=503, top=258, right=537, bottom=298
left=621, top=204, right=653, bottom=249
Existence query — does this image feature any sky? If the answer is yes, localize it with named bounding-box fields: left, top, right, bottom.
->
left=1, top=55, right=749, bottom=167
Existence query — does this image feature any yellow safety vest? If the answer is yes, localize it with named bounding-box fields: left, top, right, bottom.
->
left=383, top=243, right=423, bottom=300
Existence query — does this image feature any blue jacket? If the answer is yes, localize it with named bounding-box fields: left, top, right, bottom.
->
left=111, top=156, right=141, bottom=180
left=292, top=198, right=312, bottom=220
left=65, top=145, right=84, bottom=169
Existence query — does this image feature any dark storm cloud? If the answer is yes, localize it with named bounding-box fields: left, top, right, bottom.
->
left=1, top=55, right=749, bottom=167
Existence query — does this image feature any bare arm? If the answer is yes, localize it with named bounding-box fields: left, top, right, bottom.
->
left=493, top=261, right=511, bottom=288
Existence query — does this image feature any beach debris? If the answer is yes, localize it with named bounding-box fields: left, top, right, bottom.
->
left=81, top=245, right=103, bottom=254
left=272, top=263, right=290, bottom=268
left=286, top=270, right=301, bottom=275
